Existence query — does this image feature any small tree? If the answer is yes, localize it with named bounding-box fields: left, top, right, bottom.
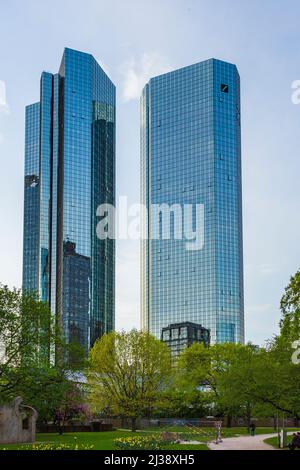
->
left=53, top=382, right=89, bottom=433
left=87, top=329, right=172, bottom=431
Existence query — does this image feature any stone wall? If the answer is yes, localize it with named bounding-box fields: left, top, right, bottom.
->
left=0, top=397, right=37, bottom=444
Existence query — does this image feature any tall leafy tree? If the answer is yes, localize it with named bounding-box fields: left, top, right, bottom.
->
left=280, top=270, right=300, bottom=342
left=177, top=342, right=249, bottom=423
left=0, top=284, right=85, bottom=425
left=87, top=329, right=172, bottom=431
left=217, top=344, right=261, bottom=427
left=0, top=284, right=55, bottom=400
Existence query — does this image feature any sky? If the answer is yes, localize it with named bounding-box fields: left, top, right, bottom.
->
left=0, top=0, right=300, bottom=345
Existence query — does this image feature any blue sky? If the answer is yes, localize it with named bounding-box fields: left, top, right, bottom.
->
left=0, top=0, right=300, bottom=345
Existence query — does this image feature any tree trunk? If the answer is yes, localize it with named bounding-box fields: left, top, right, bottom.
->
left=226, top=415, right=232, bottom=428
left=58, top=413, right=66, bottom=435
left=247, top=416, right=252, bottom=433
left=245, top=405, right=252, bottom=433
left=131, top=417, right=137, bottom=432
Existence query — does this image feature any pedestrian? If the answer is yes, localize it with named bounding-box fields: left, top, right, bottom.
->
left=249, top=422, right=256, bottom=436
left=288, top=433, right=298, bottom=450
left=215, top=421, right=222, bottom=444
left=295, top=433, right=300, bottom=449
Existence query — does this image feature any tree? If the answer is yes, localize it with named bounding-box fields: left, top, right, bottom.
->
left=229, top=345, right=300, bottom=421
left=162, top=387, right=209, bottom=418
left=262, top=270, right=300, bottom=420
left=175, top=270, right=300, bottom=426
left=258, top=341, right=300, bottom=421
left=0, top=284, right=56, bottom=400
left=53, top=381, right=90, bottom=433
left=13, top=367, right=70, bottom=424
left=217, top=345, right=267, bottom=427
left=0, top=284, right=86, bottom=425
left=280, top=270, right=300, bottom=342
left=87, top=329, right=172, bottom=431
left=177, top=342, right=270, bottom=426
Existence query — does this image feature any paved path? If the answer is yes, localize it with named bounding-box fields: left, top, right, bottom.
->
left=208, top=433, right=280, bottom=451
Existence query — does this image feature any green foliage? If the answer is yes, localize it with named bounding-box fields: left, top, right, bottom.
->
left=0, top=284, right=55, bottom=372
left=0, top=430, right=210, bottom=450
left=0, top=284, right=86, bottom=423
left=280, top=270, right=300, bottom=342
left=176, top=340, right=300, bottom=421
left=87, top=329, right=172, bottom=429
left=21, top=368, right=85, bottom=424
left=0, top=284, right=56, bottom=402
left=167, top=270, right=300, bottom=422
left=162, top=387, right=208, bottom=418
left=177, top=342, right=246, bottom=416
left=2, top=267, right=300, bottom=426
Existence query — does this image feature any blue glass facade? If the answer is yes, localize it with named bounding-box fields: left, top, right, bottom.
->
left=141, top=59, right=244, bottom=344
left=23, top=103, right=40, bottom=293
left=22, top=48, right=116, bottom=354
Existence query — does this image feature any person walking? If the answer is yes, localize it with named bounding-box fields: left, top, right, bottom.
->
left=249, top=422, right=256, bottom=437
left=294, top=432, right=300, bottom=449
left=288, top=433, right=298, bottom=450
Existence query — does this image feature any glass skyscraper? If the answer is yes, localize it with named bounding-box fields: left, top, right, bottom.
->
left=141, top=59, right=244, bottom=344
left=23, top=48, right=116, bottom=354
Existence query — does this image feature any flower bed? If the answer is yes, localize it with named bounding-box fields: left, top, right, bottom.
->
left=114, top=434, right=174, bottom=450
left=1, top=442, right=94, bottom=451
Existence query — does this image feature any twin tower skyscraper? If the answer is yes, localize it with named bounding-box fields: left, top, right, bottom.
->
left=23, top=48, right=244, bottom=355
left=23, top=48, right=115, bottom=353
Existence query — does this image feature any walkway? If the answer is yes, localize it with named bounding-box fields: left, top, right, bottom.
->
left=208, top=433, right=279, bottom=451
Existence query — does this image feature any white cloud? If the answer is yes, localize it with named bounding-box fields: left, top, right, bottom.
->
left=121, top=52, right=172, bottom=102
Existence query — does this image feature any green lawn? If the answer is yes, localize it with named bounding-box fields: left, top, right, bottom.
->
left=1, top=427, right=299, bottom=451
left=140, top=426, right=300, bottom=443
left=0, top=430, right=208, bottom=451
left=264, top=434, right=300, bottom=450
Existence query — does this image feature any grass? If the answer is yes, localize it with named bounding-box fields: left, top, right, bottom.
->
left=0, top=430, right=208, bottom=451
left=0, top=427, right=299, bottom=451
left=264, top=434, right=300, bottom=450
left=140, top=426, right=300, bottom=442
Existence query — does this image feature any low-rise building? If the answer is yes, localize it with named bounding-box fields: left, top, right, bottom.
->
left=161, top=322, right=210, bottom=358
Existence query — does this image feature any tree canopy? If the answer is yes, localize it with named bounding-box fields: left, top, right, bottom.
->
left=87, top=329, right=172, bottom=430
left=0, top=284, right=85, bottom=424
